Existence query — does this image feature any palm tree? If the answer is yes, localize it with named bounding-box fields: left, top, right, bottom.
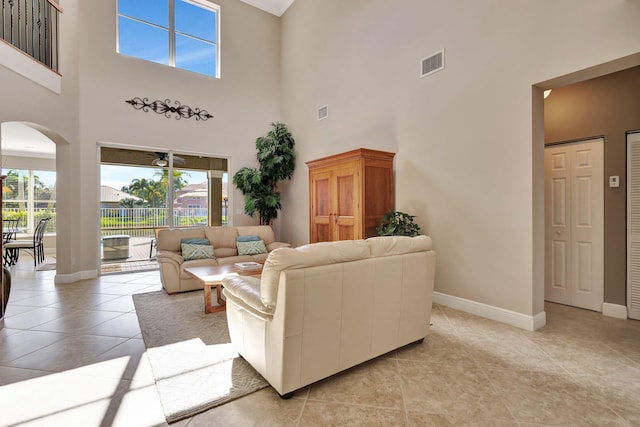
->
left=154, top=169, right=189, bottom=194
left=127, top=178, right=154, bottom=205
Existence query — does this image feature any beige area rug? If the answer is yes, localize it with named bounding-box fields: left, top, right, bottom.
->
left=132, top=290, right=268, bottom=424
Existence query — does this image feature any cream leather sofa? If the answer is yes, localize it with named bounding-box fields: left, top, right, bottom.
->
left=222, top=235, right=436, bottom=397
left=155, top=225, right=291, bottom=294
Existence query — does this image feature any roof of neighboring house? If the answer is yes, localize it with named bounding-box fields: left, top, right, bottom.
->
left=100, top=185, right=143, bottom=203
left=178, top=182, right=207, bottom=193
left=178, top=191, right=208, bottom=199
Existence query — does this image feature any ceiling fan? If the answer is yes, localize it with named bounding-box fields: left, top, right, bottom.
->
left=151, top=152, right=186, bottom=167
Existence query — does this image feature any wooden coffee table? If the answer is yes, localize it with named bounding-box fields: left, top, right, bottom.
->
left=184, top=263, right=264, bottom=314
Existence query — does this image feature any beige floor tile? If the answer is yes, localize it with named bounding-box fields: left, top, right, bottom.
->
left=406, top=412, right=520, bottom=426
left=93, top=295, right=136, bottom=313
left=308, top=357, right=404, bottom=409
left=298, top=400, right=407, bottom=426
left=462, top=334, right=565, bottom=373
left=104, top=381, right=168, bottom=427
left=398, top=359, right=513, bottom=420
left=395, top=332, right=478, bottom=367
left=46, top=292, right=122, bottom=311
left=96, top=339, right=155, bottom=383
left=85, top=312, right=141, bottom=338
left=6, top=291, right=61, bottom=307
left=7, top=334, right=128, bottom=372
left=3, top=307, right=66, bottom=330
left=5, top=289, right=52, bottom=303
left=2, top=303, right=39, bottom=317
left=189, top=388, right=305, bottom=427
left=485, top=367, right=627, bottom=426
left=532, top=335, right=640, bottom=379
left=29, top=309, right=124, bottom=333
left=0, top=329, right=66, bottom=364
left=568, top=374, right=640, bottom=426
left=0, top=365, right=53, bottom=386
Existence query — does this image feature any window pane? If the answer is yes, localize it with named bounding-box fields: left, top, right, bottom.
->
left=118, top=0, right=168, bottom=27
left=175, top=0, right=217, bottom=42
left=118, top=16, right=169, bottom=65
left=176, top=34, right=216, bottom=76
left=3, top=169, right=28, bottom=206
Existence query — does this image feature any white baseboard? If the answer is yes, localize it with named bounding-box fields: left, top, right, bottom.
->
left=602, top=302, right=627, bottom=319
left=55, top=270, right=97, bottom=284
left=433, top=292, right=546, bottom=331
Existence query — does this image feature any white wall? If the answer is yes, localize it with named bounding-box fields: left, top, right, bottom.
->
left=1, top=0, right=281, bottom=276
left=280, top=0, right=640, bottom=318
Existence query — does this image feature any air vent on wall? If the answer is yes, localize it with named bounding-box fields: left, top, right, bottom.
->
left=420, top=49, right=445, bottom=78
left=318, top=105, right=329, bottom=121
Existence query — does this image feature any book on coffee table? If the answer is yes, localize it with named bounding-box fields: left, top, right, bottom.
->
left=234, top=261, right=262, bottom=270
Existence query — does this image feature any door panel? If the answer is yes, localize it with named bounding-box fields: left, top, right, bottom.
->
left=545, top=138, right=603, bottom=311
left=627, top=133, right=640, bottom=319
left=310, top=171, right=332, bottom=243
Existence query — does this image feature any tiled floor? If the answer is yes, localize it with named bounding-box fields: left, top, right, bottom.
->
left=1, top=261, right=640, bottom=426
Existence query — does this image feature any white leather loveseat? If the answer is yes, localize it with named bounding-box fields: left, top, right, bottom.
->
left=222, top=235, right=436, bottom=397
left=155, top=225, right=290, bottom=294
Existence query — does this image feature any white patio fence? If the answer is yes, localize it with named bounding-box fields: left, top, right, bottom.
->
left=2, top=206, right=227, bottom=237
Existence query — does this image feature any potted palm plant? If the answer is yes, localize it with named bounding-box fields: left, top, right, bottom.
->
left=233, top=122, right=296, bottom=225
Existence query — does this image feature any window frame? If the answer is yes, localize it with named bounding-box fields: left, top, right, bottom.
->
left=116, top=0, right=221, bottom=78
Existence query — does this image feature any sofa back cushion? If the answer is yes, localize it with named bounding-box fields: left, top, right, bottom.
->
left=260, top=239, right=370, bottom=310
left=237, top=226, right=276, bottom=245
left=204, top=227, right=239, bottom=258
left=157, top=228, right=206, bottom=252
left=367, top=235, right=433, bottom=257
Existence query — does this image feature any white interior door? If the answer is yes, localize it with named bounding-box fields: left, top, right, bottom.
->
left=627, top=132, right=640, bottom=320
left=545, top=138, right=604, bottom=311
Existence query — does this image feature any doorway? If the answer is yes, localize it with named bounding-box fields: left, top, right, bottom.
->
left=544, top=137, right=604, bottom=311
left=99, top=146, right=228, bottom=274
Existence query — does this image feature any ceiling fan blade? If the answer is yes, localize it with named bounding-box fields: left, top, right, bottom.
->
left=173, top=155, right=186, bottom=165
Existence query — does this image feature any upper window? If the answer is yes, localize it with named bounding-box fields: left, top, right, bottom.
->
left=117, top=0, right=219, bottom=78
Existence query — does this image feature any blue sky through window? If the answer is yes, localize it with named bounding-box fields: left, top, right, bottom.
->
left=118, top=0, right=218, bottom=77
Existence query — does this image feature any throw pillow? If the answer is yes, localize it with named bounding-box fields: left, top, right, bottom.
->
left=181, top=243, right=215, bottom=260
left=237, top=240, right=267, bottom=256
left=181, top=238, right=210, bottom=245
left=236, top=235, right=261, bottom=243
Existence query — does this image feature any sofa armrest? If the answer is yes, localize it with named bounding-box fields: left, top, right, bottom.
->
left=156, top=250, right=184, bottom=265
left=222, top=275, right=274, bottom=317
left=267, top=242, right=292, bottom=252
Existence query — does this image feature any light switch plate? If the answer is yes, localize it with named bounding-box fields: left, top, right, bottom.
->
left=609, top=176, right=620, bottom=188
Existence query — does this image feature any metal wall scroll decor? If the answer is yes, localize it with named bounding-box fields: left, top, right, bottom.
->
left=125, top=97, right=214, bottom=121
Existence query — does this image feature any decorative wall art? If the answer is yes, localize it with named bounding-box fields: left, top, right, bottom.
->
left=125, top=97, right=214, bottom=121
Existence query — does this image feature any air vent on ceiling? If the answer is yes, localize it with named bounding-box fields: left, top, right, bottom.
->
left=317, top=105, right=329, bottom=121
left=420, top=49, right=445, bottom=78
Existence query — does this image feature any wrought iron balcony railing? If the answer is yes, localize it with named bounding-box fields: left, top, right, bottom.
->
left=1, top=0, right=60, bottom=72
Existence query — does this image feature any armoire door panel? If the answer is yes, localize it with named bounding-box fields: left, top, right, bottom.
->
left=314, top=177, right=331, bottom=217
left=336, top=172, right=357, bottom=217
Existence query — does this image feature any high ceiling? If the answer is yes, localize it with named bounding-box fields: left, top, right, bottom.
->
left=240, top=0, right=295, bottom=16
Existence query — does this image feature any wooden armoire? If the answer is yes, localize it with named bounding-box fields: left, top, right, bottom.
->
left=307, top=148, right=395, bottom=243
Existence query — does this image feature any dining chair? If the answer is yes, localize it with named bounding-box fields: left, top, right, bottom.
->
left=4, top=218, right=50, bottom=267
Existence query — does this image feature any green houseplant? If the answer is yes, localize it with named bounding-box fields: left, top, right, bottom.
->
left=376, top=210, right=421, bottom=237
left=233, top=122, right=296, bottom=225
